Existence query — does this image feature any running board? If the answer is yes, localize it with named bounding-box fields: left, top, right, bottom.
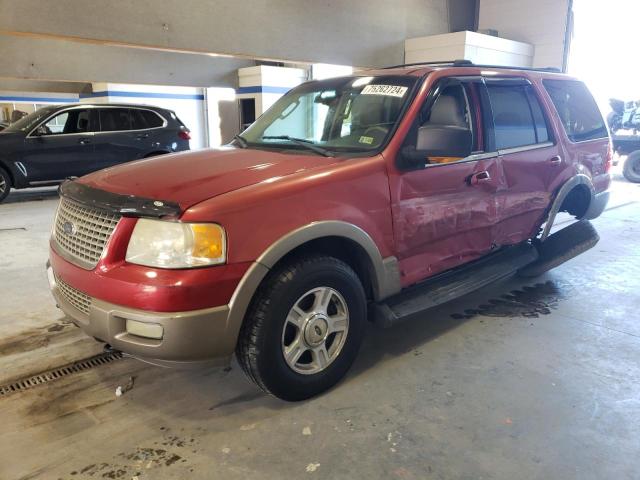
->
left=371, top=243, right=539, bottom=328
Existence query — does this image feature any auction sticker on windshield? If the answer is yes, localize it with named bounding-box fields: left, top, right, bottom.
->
left=361, top=85, right=408, bottom=97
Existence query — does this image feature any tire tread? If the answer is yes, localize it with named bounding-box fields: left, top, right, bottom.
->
left=236, top=255, right=359, bottom=397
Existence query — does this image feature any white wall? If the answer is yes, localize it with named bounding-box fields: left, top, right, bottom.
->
left=237, top=66, right=308, bottom=117
left=0, top=91, right=78, bottom=123
left=205, top=87, right=237, bottom=147
left=478, top=0, right=570, bottom=69
left=82, top=83, right=207, bottom=149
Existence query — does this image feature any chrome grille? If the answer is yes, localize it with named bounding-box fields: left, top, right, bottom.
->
left=53, top=198, right=121, bottom=269
left=56, top=275, right=91, bottom=315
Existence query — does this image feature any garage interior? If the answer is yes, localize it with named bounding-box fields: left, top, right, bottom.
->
left=1, top=1, right=639, bottom=479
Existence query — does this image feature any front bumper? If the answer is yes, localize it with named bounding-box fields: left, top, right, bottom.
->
left=48, top=261, right=236, bottom=367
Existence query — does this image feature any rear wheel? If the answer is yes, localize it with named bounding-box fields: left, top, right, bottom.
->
left=236, top=255, right=366, bottom=401
left=0, top=168, right=11, bottom=203
left=623, top=151, right=640, bottom=183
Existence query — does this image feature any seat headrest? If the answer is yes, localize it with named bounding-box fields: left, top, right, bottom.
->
left=428, top=94, right=467, bottom=127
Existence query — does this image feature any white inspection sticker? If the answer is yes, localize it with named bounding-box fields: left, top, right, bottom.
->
left=361, top=85, right=408, bottom=97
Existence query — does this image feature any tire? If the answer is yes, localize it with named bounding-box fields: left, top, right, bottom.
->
left=0, top=167, right=11, bottom=203
left=518, top=220, right=599, bottom=277
left=236, top=255, right=367, bottom=401
left=623, top=151, right=640, bottom=183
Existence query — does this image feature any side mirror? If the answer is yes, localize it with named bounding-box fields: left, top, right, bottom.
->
left=400, top=125, right=473, bottom=169
left=416, top=125, right=472, bottom=158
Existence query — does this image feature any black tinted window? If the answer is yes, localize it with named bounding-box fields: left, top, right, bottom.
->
left=526, top=89, right=550, bottom=143
left=129, top=109, right=164, bottom=129
left=142, top=110, right=163, bottom=128
left=543, top=80, right=607, bottom=142
left=99, top=108, right=131, bottom=132
left=487, top=83, right=549, bottom=149
left=129, top=109, right=148, bottom=130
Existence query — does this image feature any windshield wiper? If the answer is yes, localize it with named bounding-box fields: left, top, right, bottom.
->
left=233, top=134, right=249, bottom=148
left=262, top=135, right=335, bottom=157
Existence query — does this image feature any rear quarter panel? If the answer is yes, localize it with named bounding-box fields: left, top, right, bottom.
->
left=534, top=76, right=611, bottom=195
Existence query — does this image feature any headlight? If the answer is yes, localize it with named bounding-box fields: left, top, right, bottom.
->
left=126, top=219, right=226, bottom=268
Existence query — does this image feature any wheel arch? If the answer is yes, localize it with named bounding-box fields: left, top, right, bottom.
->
left=223, top=221, right=401, bottom=355
left=0, top=161, right=15, bottom=186
left=540, top=174, right=595, bottom=241
left=256, top=221, right=400, bottom=301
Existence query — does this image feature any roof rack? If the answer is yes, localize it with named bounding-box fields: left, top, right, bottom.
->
left=382, top=59, right=562, bottom=73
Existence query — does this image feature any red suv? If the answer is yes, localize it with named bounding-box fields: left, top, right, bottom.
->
left=48, top=62, right=611, bottom=401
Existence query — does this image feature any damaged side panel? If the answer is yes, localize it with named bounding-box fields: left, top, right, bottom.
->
left=390, top=156, right=503, bottom=287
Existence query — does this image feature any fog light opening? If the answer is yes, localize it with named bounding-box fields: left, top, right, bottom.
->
left=125, top=319, right=164, bottom=340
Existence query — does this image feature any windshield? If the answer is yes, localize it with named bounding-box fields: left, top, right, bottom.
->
left=4, top=106, right=59, bottom=133
left=241, top=75, right=418, bottom=154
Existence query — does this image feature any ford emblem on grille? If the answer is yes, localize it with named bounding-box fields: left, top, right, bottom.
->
left=62, top=221, right=77, bottom=236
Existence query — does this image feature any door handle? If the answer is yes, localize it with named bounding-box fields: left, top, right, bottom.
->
left=469, top=170, right=491, bottom=185
left=549, top=155, right=562, bottom=165
left=135, top=133, right=149, bottom=140
left=78, top=138, right=91, bottom=145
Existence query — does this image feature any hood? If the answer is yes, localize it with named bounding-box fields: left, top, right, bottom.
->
left=79, top=147, right=339, bottom=210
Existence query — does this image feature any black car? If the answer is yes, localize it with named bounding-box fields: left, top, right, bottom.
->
left=0, top=103, right=190, bottom=202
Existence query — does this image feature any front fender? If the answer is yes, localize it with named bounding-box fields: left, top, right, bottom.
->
left=222, top=221, right=402, bottom=357
left=255, top=221, right=401, bottom=301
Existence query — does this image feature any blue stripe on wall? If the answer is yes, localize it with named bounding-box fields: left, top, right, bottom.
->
left=80, top=91, right=205, bottom=100
left=0, top=95, right=79, bottom=103
left=237, top=86, right=291, bottom=94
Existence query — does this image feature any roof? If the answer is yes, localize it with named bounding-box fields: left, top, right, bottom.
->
left=42, top=103, right=172, bottom=111
left=362, top=60, right=571, bottom=80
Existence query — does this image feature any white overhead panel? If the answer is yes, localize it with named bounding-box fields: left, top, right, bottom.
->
left=405, top=31, right=534, bottom=67
left=312, top=64, right=354, bottom=80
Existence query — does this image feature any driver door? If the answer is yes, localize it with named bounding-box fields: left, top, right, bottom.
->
left=21, top=108, right=97, bottom=182
left=389, top=77, right=506, bottom=287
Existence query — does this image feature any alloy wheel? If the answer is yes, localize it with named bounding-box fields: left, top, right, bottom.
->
left=281, top=286, right=350, bottom=375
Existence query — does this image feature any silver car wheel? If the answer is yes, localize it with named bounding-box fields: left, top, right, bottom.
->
left=281, top=286, right=350, bottom=375
left=0, top=175, right=6, bottom=195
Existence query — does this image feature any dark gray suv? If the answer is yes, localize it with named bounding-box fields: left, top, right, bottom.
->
left=0, top=103, right=190, bottom=202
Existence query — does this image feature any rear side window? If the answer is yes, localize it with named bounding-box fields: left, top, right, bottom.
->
left=543, top=80, right=607, bottom=142
left=99, top=108, right=131, bottom=132
left=129, top=109, right=164, bottom=129
left=143, top=110, right=164, bottom=128
left=486, top=82, right=550, bottom=150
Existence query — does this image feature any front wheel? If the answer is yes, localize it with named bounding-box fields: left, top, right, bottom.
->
left=0, top=168, right=11, bottom=203
left=236, top=255, right=367, bottom=401
left=623, top=151, right=640, bottom=183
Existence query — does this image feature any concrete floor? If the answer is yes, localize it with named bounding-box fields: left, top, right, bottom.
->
left=1, top=171, right=639, bottom=480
